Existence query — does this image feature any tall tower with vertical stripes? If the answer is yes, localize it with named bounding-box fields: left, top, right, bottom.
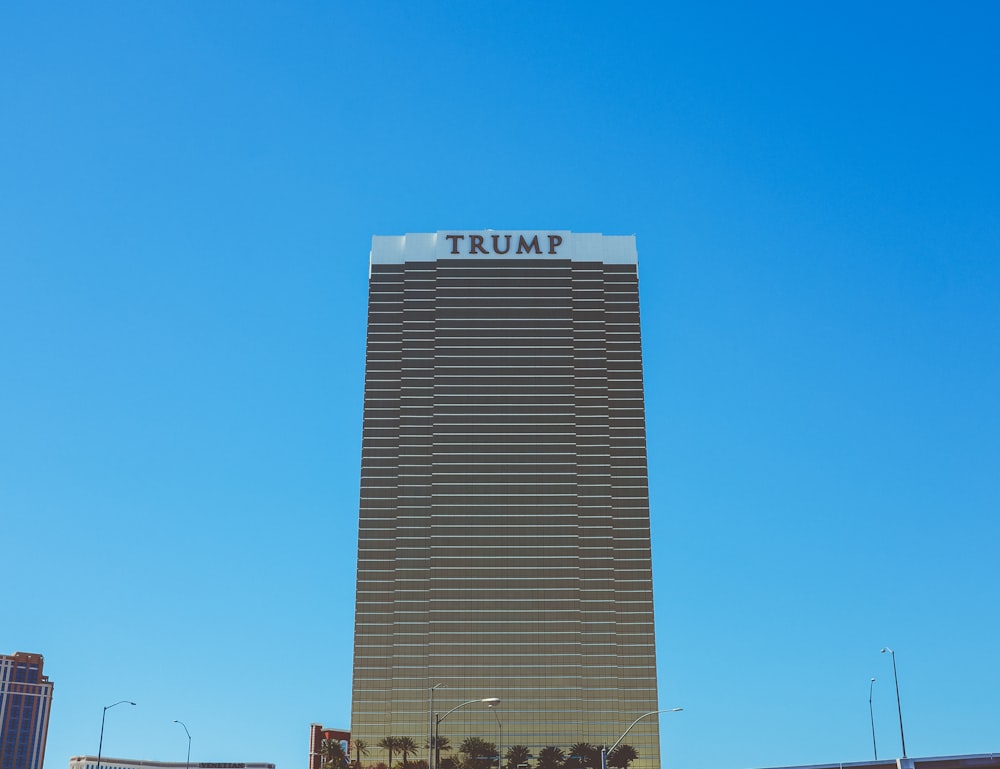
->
left=350, top=232, right=659, bottom=769
left=1, top=652, right=53, bottom=769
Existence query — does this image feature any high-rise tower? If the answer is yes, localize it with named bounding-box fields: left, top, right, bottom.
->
left=0, top=652, right=54, bottom=769
left=350, top=232, right=659, bottom=769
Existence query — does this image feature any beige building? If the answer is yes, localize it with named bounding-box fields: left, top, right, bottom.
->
left=69, top=758, right=275, bottom=769
left=350, top=232, right=660, bottom=769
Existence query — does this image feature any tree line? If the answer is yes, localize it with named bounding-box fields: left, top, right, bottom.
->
left=321, top=737, right=639, bottom=769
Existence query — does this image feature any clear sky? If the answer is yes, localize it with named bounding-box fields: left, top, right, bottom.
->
left=2, top=3, right=998, bottom=769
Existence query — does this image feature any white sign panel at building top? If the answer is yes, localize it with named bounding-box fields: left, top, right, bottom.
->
left=370, top=231, right=637, bottom=264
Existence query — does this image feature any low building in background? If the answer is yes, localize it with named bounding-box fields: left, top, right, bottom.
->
left=309, top=724, right=350, bottom=769
left=1, top=652, right=54, bottom=769
left=69, top=758, right=275, bottom=769
left=757, top=755, right=1000, bottom=769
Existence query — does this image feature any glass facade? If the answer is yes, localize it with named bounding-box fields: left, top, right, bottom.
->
left=350, top=233, right=659, bottom=769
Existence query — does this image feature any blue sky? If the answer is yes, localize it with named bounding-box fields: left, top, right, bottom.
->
left=2, top=3, right=998, bottom=769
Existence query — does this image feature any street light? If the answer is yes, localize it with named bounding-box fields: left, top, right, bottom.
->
left=600, top=708, right=683, bottom=769
left=429, top=684, right=447, bottom=769
left=96, top=700, right=136, bottom=769
left=881, top=647, right=907, bottom=758
left=433, top=698, right=501, bottom=769
left=173, top=720, right=192, bottom=769
left=488, top=704, right=502, bottom=769
left=868, top=678, right=877, bottom=760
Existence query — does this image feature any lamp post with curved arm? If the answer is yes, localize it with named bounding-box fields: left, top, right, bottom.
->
left=173, top=720, right=192, bottom=769
left=881, top=647, right=907, bottom=758
left=868, top=678, right=877, bottom=760
left=429, top=684, right=447, bottom=769
left=599, top=708, right=682, bottom=769
left=433, top=698, right=500, bottom=769
left=96, top=700, right=136, bottom=769
left=488, top=704, right=502, bottom=769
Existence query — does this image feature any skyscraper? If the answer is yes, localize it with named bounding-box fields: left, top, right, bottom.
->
left=1, top=652, right=54, bottom=769
left=350, top=232, right=659, bottom=769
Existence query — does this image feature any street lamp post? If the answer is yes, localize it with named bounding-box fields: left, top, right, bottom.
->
left=599, top=708, right=682, bottom=769
left=173, top=720, right=192, bottom=769
left=96, top=700, right=136, bottom=769
left=488, top=704, right=502, bottom=769
left=868, top=678, right=878, bottom=760
left=429, top=684, right=446, bottom=769
left=433, top=698, right=501, bottom=769
left=881, top=647, right=907, bottom=758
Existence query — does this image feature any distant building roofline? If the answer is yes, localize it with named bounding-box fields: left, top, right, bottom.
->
left=753, top=753, right=1000, bottom=769
left=69, top=758, right=275, bottom=769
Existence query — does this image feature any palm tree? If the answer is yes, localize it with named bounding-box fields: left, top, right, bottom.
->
left=351, top=739, right=370, bottom=769
left=567, top=744, right=596, bottom=769
left=504, top=745, right=532, bottom=769
left=378, top=737, right=400, bottom=769
left=536, top=748, right=564, bottom=769
left=322, top=739, right=349, bottom=769
left=426, top=736, right=452, bottom=769
left=458, top=737, right=497, bottom=769
left=397, top=738, right=419, bottom=769
left=607, top=745, right=638, bottom=769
